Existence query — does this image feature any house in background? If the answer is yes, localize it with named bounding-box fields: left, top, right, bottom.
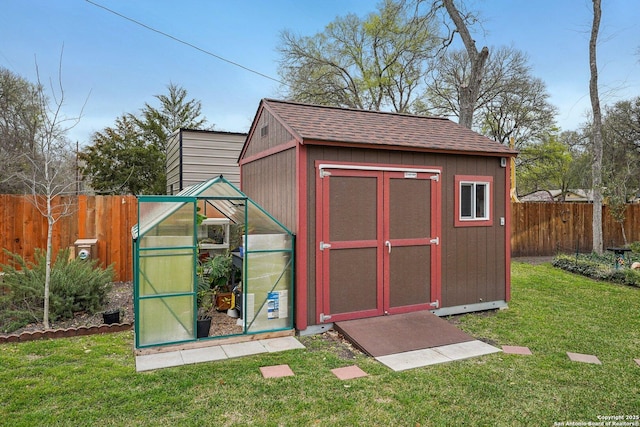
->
left=166, top=129, right=246, bottom=194
left=239, top=99, right=517, bottom=335
left=520, top=189, right=594, bottom=203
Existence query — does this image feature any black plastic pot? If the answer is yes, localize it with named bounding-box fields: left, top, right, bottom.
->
left=103, top=309, right=120, bottom=325
left=197, top=318, right=212, bottom=338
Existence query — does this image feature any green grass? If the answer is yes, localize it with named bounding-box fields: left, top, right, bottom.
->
left=1, top=262, right=639, bottom=426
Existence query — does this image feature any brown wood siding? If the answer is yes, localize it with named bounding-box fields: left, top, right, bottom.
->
left=241, top=148, right=297, bottom=231
left=243, top=109, right=295, bottom=159
left=305, top=146, right=508, bottom=325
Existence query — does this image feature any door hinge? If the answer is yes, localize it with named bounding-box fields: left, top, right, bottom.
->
left=319, top=241, right=332, bottom=251
left=319, top=313, right=332, bottom=323
left=430, top=174, right=440, bottom=182
left=430, top=300, right=440, bottom=308
left=319, top=169, right=332, bottom=178
left=430, top=237, right=439, bottom=245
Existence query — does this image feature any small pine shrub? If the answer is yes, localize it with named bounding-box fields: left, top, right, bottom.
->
left=0, top=248, right=114, bottom=333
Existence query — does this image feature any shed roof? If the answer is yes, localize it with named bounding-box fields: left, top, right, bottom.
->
left=259, top=98, right=517, bottom=156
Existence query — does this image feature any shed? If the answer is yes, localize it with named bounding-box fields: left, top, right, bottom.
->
left=239, top=99, right=517, bottom=335
left=166, top=129, right=246, bottom=194
left=131, top=176, right=294, bottom=349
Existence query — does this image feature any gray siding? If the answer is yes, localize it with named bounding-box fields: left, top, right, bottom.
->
left=166, top=129, right=246, bottom=194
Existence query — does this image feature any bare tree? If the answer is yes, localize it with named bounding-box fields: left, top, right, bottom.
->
left=441, top=0, right=488, bottom=129
left=590, top=0, right=604, bottom=254
left=15, top=53, right=84, bottom=328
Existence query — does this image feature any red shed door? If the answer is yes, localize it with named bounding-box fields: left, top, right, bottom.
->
left=316, top=166, right=441, bottom=324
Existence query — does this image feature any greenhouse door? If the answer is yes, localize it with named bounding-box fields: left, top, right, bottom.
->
left=316, top=166, right=441, bottom=324
left=135, top=197, right=198, bottom=348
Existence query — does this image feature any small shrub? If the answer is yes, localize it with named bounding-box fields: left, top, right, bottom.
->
left=0, top=248, right=114, bottom=333
left=552, top=253, right=640, bottom=288
left=630, top=241, right=640, bottom=254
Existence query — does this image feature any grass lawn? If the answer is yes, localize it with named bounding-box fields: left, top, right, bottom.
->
left=1, top=262, right=639, bottom=426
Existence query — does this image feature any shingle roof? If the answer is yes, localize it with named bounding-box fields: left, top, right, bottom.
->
left=262, top=99, right=516, bottom=156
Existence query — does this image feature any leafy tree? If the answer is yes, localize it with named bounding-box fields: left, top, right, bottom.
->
left=517, top=132, right=587, bottom=198
left=0, top=67, right=41, bottom=193
left=134, top=82, right=208, bottom=152
left=80, top=83, right=207, bottom=194
left=79, top=114, right=165, bottom=194
left=277, top=0, right=441, bottom=112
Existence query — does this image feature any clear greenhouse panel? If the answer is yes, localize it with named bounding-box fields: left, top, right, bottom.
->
left=133, top=176, right=294, bottom=349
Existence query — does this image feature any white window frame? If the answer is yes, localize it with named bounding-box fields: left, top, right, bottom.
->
left=455, top=175, right=493, bottom=227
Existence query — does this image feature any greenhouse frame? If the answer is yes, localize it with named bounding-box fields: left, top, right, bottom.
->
left=131, top=176, right=294, bottom=349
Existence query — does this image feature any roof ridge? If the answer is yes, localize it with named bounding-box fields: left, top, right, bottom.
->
left=262, top=98, right=448, bottom=121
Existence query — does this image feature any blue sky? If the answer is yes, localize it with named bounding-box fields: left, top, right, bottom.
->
left=1, top=0, right=639, bottom=146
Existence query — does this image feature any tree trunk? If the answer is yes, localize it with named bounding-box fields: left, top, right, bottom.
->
left=590, top=0, right=604, bottom=254
left=43, top=196, right=53, bottom=329
left=442, top=0, right=489, bottom=129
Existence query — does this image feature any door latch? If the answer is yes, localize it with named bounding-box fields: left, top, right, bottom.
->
left=319, top=313, right=332, bottom=323
left=319, top=241, right=332, bottom=251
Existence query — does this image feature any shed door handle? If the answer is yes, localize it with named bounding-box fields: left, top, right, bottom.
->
left=385, top=240, right=392, bottom=254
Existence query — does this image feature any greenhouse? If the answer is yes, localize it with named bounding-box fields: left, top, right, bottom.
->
left=131, top=176, right=294, bottom=349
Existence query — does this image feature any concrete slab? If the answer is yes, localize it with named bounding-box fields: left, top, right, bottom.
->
left=260, top=364, right=295, bottom=378
left=567, top=352, right=602, bottom=365
left=221, top=341, right=267, bottom=359
left=181, top=346, right=228, bottom=365
left=331, top=365, right=368, bottom=380
left=260, top=336, right=306, bottom=353
left=502, top=345, right=533, bottom=355
left=376, top=348, right=453, bottom=371
left=136, top=351, right=184, bottom=372
left=434, top=340, right=501, bottom=361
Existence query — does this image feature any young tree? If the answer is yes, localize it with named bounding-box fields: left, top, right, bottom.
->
left=590, top=0, right=604, bottom=254
left=277, top=0, right=441, bottom=112
left=15, top=57, right=82, bottom=329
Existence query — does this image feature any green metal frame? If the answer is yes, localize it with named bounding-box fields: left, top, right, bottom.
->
left=132, top=176, right=295, bottom=349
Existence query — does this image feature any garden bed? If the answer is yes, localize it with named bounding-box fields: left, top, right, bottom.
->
left=552, top=252, right=640, bottom=288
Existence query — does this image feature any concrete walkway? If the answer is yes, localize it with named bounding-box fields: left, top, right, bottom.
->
left=135, top=336, right=305, bottom=372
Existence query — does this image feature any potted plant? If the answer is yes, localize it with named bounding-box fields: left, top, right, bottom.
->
left=196, top=289, right=213, bottom=338
left=208, top=253, right=234, bottom=311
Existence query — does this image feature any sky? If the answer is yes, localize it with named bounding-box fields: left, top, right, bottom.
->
left=1, top=0, right=639, bottom=146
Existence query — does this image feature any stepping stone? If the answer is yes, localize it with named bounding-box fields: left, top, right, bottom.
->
left=502, top=345, right=532, bottom=355
left=567, top=352, right=602, bottom=365
left=635, top=359, right=640, bottom=366
left=260, top=364, right=295, bottom=378
left=331, top=365, right=368, bottom=380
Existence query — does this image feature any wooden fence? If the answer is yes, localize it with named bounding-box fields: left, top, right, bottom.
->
left=2, top=196, right=640, bottom=280
left=511, top=202, right=640, bottom=256
left=0, top=195, right=137, bottom=281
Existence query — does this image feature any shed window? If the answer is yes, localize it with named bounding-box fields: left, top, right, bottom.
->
left=455, top=175, right=493, bottom=227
